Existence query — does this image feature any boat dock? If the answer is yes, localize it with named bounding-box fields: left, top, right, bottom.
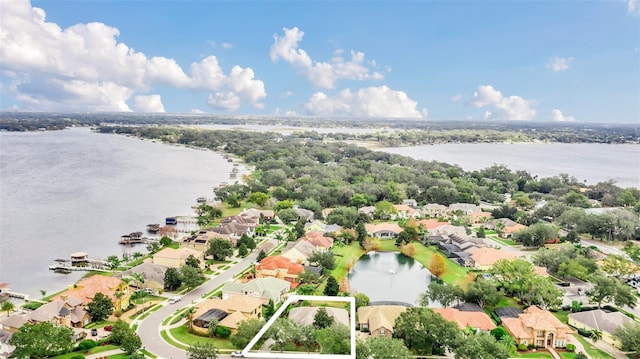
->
left=48, top=253, right=110, bottom=273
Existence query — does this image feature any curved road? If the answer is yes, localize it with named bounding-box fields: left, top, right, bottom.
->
left=137, top=238, right=277, bottom=359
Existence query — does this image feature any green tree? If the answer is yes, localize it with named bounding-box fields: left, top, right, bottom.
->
left=359, top=337, right=412, bottom=359
left=324, top=276, right=339, bottom=296
left=159, top=236, right=173, bottom=247
left=264, top=299, right=276, bottom=320
left=186, top=307, right=196, bottom=331
left=187, top=342, right=219, bottom=359
left=277, top=208, right=298, bottom=223
left=374, top=200, right=397, bottom=220
left=298, top=325, right=317, bottom=353
left=207, top=318, right=219, bottom=338
left=230, top=318, right=264, bottom=349
left=106, top=255, right=121, bottom=271
left=297, top=284, right=316, bottom=295
left=120, top=330, right=142, bottom=355
left=294, top=217, right=306, bottom=238
left=256, top=249, right=267, bottom=262
left=181, top=265, right=206, bottom=288
left=266, top=318, right=298, bottom=353
left=394, top=307, right=460, bottom=356
left=164, top=267, right=182, bottom=290
left=238, top=244, right=249, bottom=257
left=308, top=251, right=336, bottom=272
left=463, top=277, right=502, bottom=308
left=588, top=275, right=637, bottom=308
left=86, top=292, right=114, bottom=322
left=9, top=322, right=74, bottom=359
left=354, top=293, right=370, bottom=309
left=313, top=307, right=334, bottom=329
left=454, top=332, right=509, bottom=359
left=2, top=301, right=15, bottom=317
left=315, top=323, right=350, bottom=354
left=109, top=319, right=131, bottom=345
left=326, top=206, right=360, bottom=228
left=420, top=281, right=463, bottom=308
left=590, top=329, right=602, bottom=344
left=248, top=192, right=270, bottom=207
left=299, top=270, right=320, bottom=284
left=574, top=353, right=588, bottom=359
left=208, top=238, right=233, bottom=261
left=185, top=254, right=201, bottom=268
left=614, top=322, right=640, bottom=353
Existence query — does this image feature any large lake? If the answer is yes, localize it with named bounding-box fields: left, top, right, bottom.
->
left=0, top=128, right=233, bottom=297
left=378, top=143, right=639, bottom=188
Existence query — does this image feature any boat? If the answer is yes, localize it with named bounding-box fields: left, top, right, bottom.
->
left=146, top=224, right=160, bottom=233
left=196, top=197, right=207, bottom=203
left=165, top=217, right=177, bottom=225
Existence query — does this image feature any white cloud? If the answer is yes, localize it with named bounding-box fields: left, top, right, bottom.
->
left=451, top=94, right=462, bottom=102
left=303, top=86, right=422, bottom=118
left=134, top=95, right=165, bottom=113
left=547, top=56, right=573, bottom=72
left=190, top=108, right=206, bottom=114
left=549, top=109, right=577, bottom=122
left=629, top=0, right=640, bottom=15
left=222, top=42, right=233, bottom=49
left=469, top=85, right=536, bottom=120
left=0, top=0, right=266, bottom=111
left=270, top=27, right=384, bottom=89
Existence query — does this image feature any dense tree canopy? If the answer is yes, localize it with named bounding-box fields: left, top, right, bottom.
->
left=9, top=322, right=73, bottom=359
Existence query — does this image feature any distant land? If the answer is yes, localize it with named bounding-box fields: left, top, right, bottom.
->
left=0, top=112, right=638, bottom=145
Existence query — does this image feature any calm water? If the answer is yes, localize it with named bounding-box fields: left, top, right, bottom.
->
left=379, top=143, right=640, bottom=188
left=348, top=251, right=432, bottom=306
left=0, top=128, right=233, bottom=297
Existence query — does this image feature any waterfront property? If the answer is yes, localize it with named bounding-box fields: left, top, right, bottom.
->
left=29, top=295, right=91, bottom=328
left=432, top=307, right=496, bottom=332
left=364, top=223, right=403, bottom=239
left=255, top=255, right=304, bottom=288
left=501, top=305, right=571, bottom=349
left=288, top=306, right=350, bottom=327
left=221, top=277, right=291, bottom=305
left=152, top=247, right=204, bottom=269
left=53, top=275, right=130, bottom=312
left=357, top=305, right=407, bottom=338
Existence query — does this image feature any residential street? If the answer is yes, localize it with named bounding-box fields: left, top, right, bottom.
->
left=136, top=237, right=277, bottom=359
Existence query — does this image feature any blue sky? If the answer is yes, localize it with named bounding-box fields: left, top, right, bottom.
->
left=1, top=0, right=638, bottom=122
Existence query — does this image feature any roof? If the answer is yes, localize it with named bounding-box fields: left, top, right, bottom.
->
left=365, top=223, right=403, bottom=234
left=358, top=305, right=407, bottom=332
left=115, top=262, right=168, bottom=285
left=197, top=296, right=263, bottom=317
left=195, top=308, right=228, bottom=323
left=288, top=306, right=350, bottom=327
left=468, top=247, right=518, bottom=267
left=433, top=308, right=496, bottom=331
left=223, top=277, right=290, bottom=301
left=417, top=219, right=448, bottom=230
left=503, top=306, right=572, bottom=340
left=257, top=255, right=304, bottom=275
left=0, top=313, right=28, bottom=329
left=154, top=247, right=202, bottom=260
left=282, top=239, right=317, bottom=262
left=220, top=310, right=250, bottom=330
left=495, top=307, right=522, bottom=318
left=53, top=275, right=125, bottom=305
left=393, top=204, right=418, bottom=214
left=568, top=309, right=634, bottom=334
left=303, top=232, right=334, bottom=249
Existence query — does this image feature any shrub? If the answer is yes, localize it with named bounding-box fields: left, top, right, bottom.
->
left=70, top=355, right=85, bottom=359
left=566, top=343, right=576, bottom=352
left=78, top=339, right=98, bottom=351
left=517, top=344, right=528, bottom=351
left=215, top=325, right=232, bottom=338
left=577, top=327, right=592, bottom=337
left=104, top=325, right=113, bottom=331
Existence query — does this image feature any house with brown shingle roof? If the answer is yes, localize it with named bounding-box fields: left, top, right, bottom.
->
left=255, top=255, right=304, bottom=288
left=433, top=307, right=496, bottom=332
left=502, top=306, right=571, bottom=349
left=489, top=218, right=527, bottom=238
left=393, top=204, right=420, bottom=219
left=303, top=232, right=334, bottom=250
left=365, top=223, right=403, bottom=239
left=191, top=296, right=263, bottom=334
left=417, top=219, right=448, bottom=231
left=152, top=247, right=204, bottom=269
left=289, top=306, right=350, bottom=327
left=29, top=296, right=91, bottom=328
left=357, top=305, right=407, bottom=338
left=468, top=247, right=518, bottom=271
left=53, top=275, right=130, bottom=312
left=281, top=239, right=317, bottom=264
left=422, top=203, right=448, bottom=218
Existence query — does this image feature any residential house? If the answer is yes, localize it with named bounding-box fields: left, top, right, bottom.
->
left=222, top=277, right=291, bottom=305
left=289, top=307, right=350, bottom=327
left=433, top=308, right=496, bottom=332
left=302, top=232, right=334, bottom=251
left=568, top=309, right=634, bottom=348
left=439, top=243, right=462, bottom=257
left=449, top=203, right=482, bottom=215
left=428, top=224, right=467, bottom=237
left=489, top=218, right=527, bottom=238
left=304, top=220, right=341, bottom=235
left=321, top=208, right=336, bottom=220
left=358, top=206, right=376, bottom=219
left=294, top=208, right=315, bottom=222
left=365, top=223, right=403, bottom=239
left=281, top=239, right=317, bottom=264
left=402, top=199, right=418, bottom=208
left=29, top=295, right=91, bottom=328
left=0, top=283, right=10, bottom=298
left=192, top=296, right=263, bottom=334
left=357, top=305, right=407, bottom=338
left=180, top=229, right=221, bottom=252
left=0, top=329, right=12, bottom=359
left=152, top=247, right=204, bottom=269
left=255, top=255, right=304, bottom=288
left=422, top=203, right=448, bottom=218
left=393, top=204, right=420, bottom=219
left=0, top=313, right=28, bottom=333
left=468, top=247, right=518, bottom=271
left=242, top=208, right=275, bottom=221
left=502, top=306, right=571, bottom=349
left=468, top=211, right=492, bottom=224
left=115, top=262, right=168, bottom=294
left=417, top=219, right=448, bottom=232
left=53, top=275, right=130, bottom=312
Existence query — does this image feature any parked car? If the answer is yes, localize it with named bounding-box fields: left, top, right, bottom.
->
left=168, top=296, right=181, bottom=304
left=231, top=352, right=244, bottom=358
left=91, top=328, right=98, bottom=336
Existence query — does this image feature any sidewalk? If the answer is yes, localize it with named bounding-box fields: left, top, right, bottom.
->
left=84, top=349, right=125, bottom=359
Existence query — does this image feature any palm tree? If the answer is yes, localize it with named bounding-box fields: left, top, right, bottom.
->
left=207, top=318, right=219, bottom=338
left=1, top=301, right=15, bottom=317
left=186, top=307, right=196, bottom=332
left=590, top=329, right=602, bottom=344
left=39, top=289, right=47, bottom=300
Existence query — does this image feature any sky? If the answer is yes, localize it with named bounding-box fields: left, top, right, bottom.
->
left=0, top=0, right=639, bottom=123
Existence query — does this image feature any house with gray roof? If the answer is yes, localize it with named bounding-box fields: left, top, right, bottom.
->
left=222, top=277, right=291, bottom=305
left=288, top=306, right=350, bottom=327
left=568, top=309, right=634, bottom=348
left=29, top=296, right=90, bottom=328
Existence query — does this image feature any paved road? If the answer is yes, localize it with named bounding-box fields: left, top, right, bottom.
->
left=137, top=238, right=277, bottom=359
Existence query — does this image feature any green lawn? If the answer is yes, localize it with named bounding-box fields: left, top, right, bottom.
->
left=50, top=345, right=120, bottom=359
left=574, top=335, right=614, bottom=359
left=330, top=242, right=365, bottom=281
left=411, top=242, right=472, bottom=286
left=553, top=310, right=570, bottom=324
left=487, top=234, right=518, bottom=246
left=512, top=351, right=554, bottom=358
left=169, top=325, right=236, bottom=350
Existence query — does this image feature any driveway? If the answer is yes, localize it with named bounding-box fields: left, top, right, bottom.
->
left=136, top=238, right=277, bottom=359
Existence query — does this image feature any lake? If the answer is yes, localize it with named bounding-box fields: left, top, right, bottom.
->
left=347, top=251, right=432, bottom=306
left=0, top=128, right=234, bottom=297
left=378, top=143, right=640, bottom=188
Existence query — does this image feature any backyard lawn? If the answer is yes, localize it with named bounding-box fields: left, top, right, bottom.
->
left=169, top=325, right=236, bottom=350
